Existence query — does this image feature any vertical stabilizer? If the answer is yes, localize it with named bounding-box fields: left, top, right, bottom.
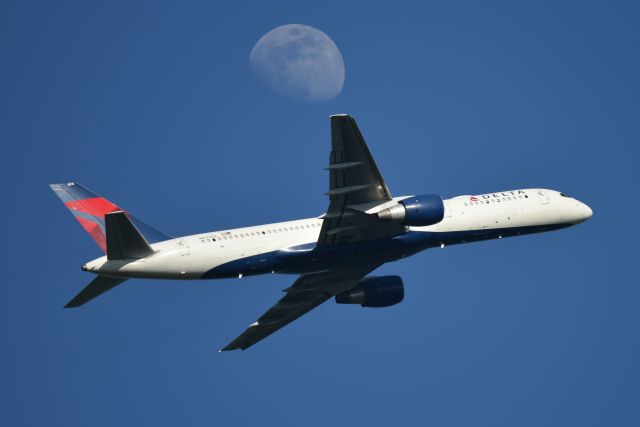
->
left=49, top=181, right=169, bottom=252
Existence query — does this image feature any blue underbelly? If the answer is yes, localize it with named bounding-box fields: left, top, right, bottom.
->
left=201, top=223, right=571, bottom=279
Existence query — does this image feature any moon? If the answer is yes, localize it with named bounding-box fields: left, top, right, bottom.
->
left=250, top=24, right=345, bottom=103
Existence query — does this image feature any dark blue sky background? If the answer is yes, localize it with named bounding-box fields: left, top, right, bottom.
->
left=2, top=1, right=639, bottom=425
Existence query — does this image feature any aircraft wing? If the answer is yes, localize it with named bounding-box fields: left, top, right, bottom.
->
left=221, top=264, right=380, bottom=351
left=318, top=115, right=405, bottom=246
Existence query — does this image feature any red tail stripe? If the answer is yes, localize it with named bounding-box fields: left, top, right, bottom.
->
left=64, top=197, right=120, bottom=217
left=76, top=216, right=107, bottom=252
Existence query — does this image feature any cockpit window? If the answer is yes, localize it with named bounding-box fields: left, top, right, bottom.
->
left=560, top=193, right=570, bottom=198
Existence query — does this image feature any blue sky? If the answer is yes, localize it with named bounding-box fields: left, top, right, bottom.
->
left=2, top=1, right=639, bottom=426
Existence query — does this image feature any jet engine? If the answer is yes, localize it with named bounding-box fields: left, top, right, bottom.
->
left=335, top=276, right=404, bottom=308
left=376, top=194, right=444, bottom=227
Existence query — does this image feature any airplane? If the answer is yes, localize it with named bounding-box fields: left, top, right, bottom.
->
left=50, top=114, right=593, bottom=351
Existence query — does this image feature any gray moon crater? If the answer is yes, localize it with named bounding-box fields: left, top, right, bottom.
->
left=250, top=24, right=345, bottom=103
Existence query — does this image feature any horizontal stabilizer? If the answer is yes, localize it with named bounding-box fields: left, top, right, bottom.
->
left=65, top=275, right=127, bottom=308
left=106, top=211, right=154, bottom=260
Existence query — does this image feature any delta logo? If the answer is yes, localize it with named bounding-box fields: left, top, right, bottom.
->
left=470, top=190, right=528, bottom=203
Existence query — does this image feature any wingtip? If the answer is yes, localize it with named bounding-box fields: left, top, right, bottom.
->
left=220, top=341, right=247, bottom=352
left=64, top=299, right=81, bottom=308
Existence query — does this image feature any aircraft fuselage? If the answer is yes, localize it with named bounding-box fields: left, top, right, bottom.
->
left=83, top=188, right=592, bottom=280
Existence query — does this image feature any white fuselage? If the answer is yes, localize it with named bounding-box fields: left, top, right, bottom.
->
left=83, top=189, right=592, bottom=280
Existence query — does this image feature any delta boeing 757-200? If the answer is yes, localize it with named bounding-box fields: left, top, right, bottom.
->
left=50, top=114, right=592, bottom=351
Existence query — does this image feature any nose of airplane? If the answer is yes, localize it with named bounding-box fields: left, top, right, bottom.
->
left=582, top=203, right=593, bottom=220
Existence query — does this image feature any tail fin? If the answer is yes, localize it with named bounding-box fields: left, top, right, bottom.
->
left=49, top=181, right=169, bottom=252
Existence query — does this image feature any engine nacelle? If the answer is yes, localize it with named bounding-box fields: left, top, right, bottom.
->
left=377, top=194, right=444, bottom=227
left=335, top=276, right=404, bottom=308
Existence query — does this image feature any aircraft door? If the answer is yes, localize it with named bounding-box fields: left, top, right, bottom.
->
left=536, top=190, right=550, bottom=205
left=176, top=238, right=190, bottom=256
